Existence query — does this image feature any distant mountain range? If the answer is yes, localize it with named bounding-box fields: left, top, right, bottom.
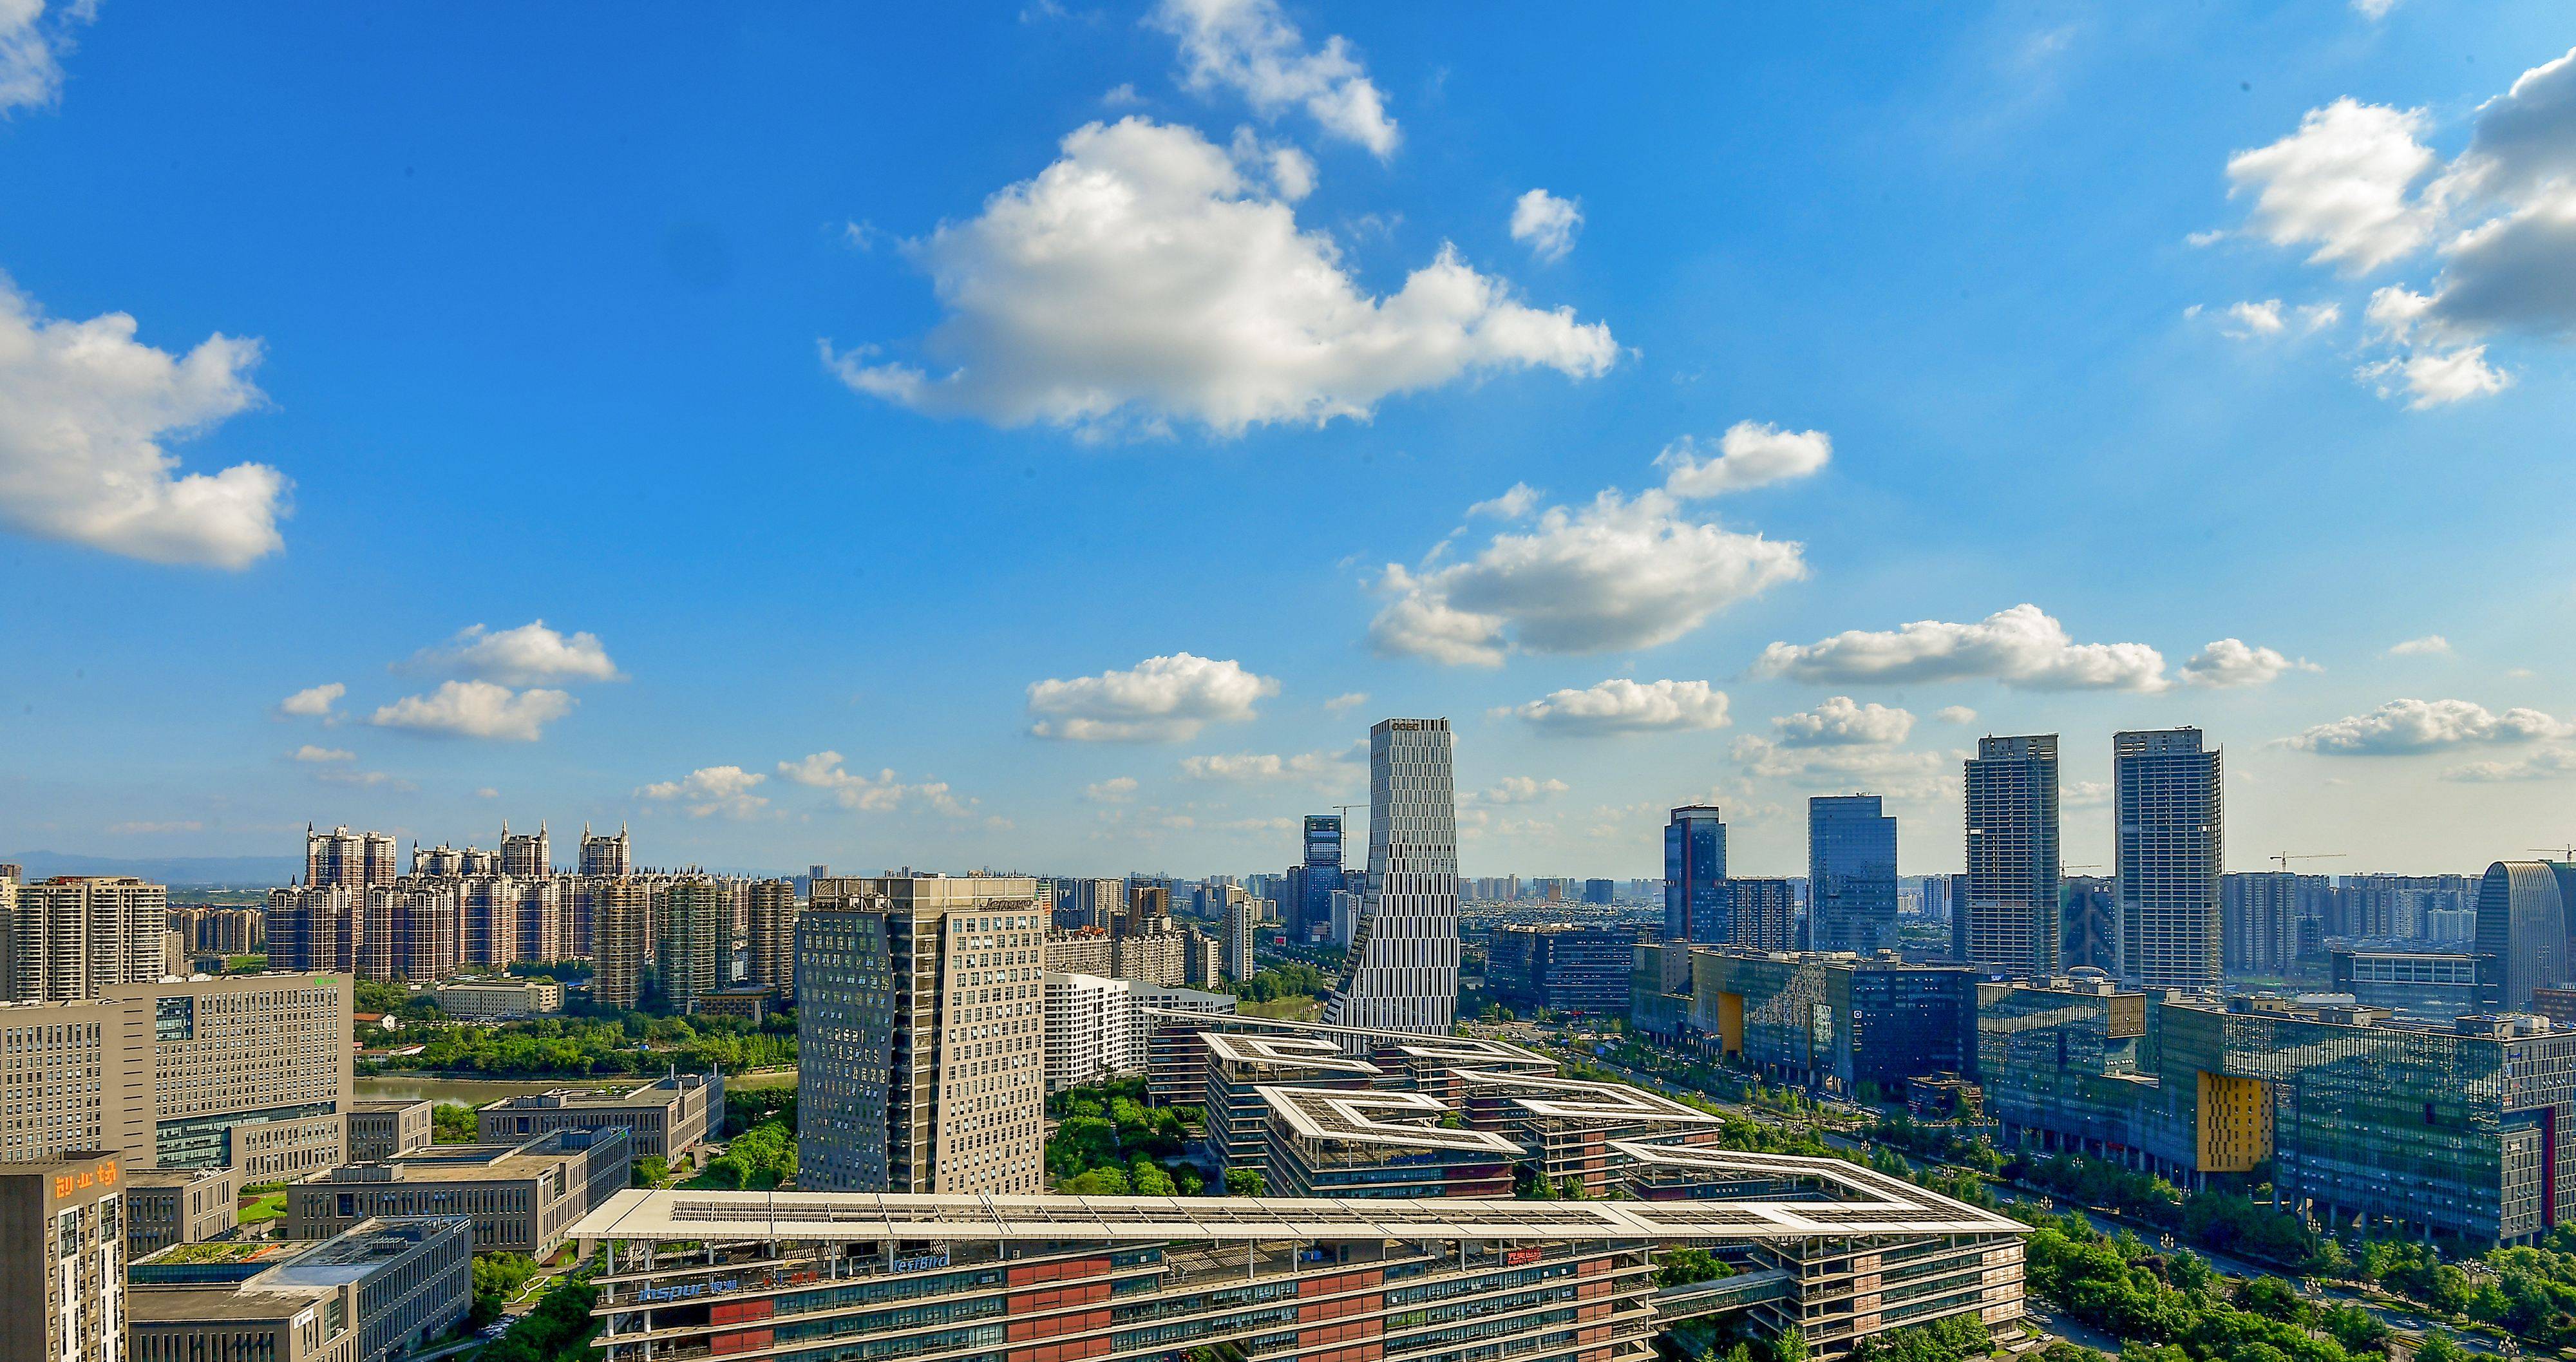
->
left=1, top=852, right=300, bottom=887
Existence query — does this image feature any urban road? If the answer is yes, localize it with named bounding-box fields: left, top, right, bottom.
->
left=1512, top=1033, right=2515, bottom=1361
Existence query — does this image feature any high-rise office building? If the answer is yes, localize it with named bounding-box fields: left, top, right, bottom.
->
left=2114, top=728, right=2223, bottom=992
left=1220, top=887, right=1256, bottom=982
left=2221, top=871, right=2319, bottom=977
left=797, top=876, right=1046, bottom=1195
left=1808, top=795, right=1898, bottom=954
left=1285, top=815, right=1347, bottom=943
left=2335, top=873, right=2474, bottom=939
left=1725, top=878, right=1798, bottom=951
left=746, top=878, right=799, bottom=1001
left=0, top=875, right=171, bottom=1001
left=1122, top=884, right=1171, bottom=937
left=656, top=877, right=725, bottom=1012
left=2474, top=860, right=2575, bottom=1012
left=1325, top=719, right=1460, bottom=1036
left=1053, top=878, right=1124, bottom=932
left=578, top=823, right=632, bottom=877
left=1947, top=872, right=1970, bottom=963
left=306, top=825, right=398, bottom=889
left=115, top=973, right=354, bottom=1178
left=2059, top=875, right=2117, bottom=973
left=0, top=1154, right=129, bottom=1362
left=591, top=878, right=652, bottom=1011
left=1664, top=806, right=1727, bottom=944
left=1964, top=735, right=2060, bottom=977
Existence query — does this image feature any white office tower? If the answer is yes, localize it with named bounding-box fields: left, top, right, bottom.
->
left=1325, top=718, right=1459, bottom=1036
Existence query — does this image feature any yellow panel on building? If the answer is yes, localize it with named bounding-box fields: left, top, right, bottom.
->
left=2196, top=1070, right=2273, bottom=1173
left=1716, top=991, right=1745, bottom=1054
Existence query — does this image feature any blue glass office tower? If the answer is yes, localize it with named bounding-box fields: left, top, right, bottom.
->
left=1287, top=815, right=1347, bottom=943
left=1664, top=806, right=1727, bottom=943
left=1808, top=795, right=1899, bottom=954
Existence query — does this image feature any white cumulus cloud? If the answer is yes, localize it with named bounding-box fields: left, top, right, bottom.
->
left=1151, top=0, right=1396, bottom=155
left=2387, top=634, right=2451, bottom=656
left=1, top=0, right=97, bottom=114
left=1322, top=691, right=1369, bottom=714
left=1509, top=189, right=1582, bottom=261
left=636, top=765, right=770, bottom=820
left=2180, top=638, right=2318, bottom=688
left=1083, top=776, right=1139, bottom=803
left=1370, top=480, right=1806, bottom=666
left=1770, top=696, right=1915, bottom=747
left=1753, top=604, right=2167, bottom=692
left=1466, top=483, right=1540, bottom=519
left=2229, top=48, right=2576, bottom=408
left=0, top=276, right=289, bottom=567
left=2286, top=697, right=2576, bottom=754
left=1730, top=733, right=1949, bottom=802
left=1471, top=775, right=1570, bottom=805
left=2358, top=345, right=2512, bottom=408
left=1654, top=422, right=1832, bottom=498
left=1028, top=652, right=1277, bottom=742
left=826, top=118, right=1614, bottom=437
left=278, top=682, right=345, bottom=717
left=777, top=751, right=971, bottom=816
left=2226, top=98, right=2439, bottom=273
left=1935, top=705, right=1979, bottom=724
left=2445, top=748, right=2576, bottom=782
left=369, top=681, right=575, bottom=742
left=1177, top=747, right=1357, bottom=783
left=290, top=744, right=354, bottom=764
left=413, top=620, right=621, bottom=685
left=1500, top=678, right=1732, bottom=735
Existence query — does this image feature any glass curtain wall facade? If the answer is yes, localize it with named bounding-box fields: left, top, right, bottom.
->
left=1663, top=807, right=1727, bottom=944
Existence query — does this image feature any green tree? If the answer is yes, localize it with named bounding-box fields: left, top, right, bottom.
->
left=1654, top=1247, right=1734, bottom=1289
left=431, top=1104, right=480, bottom=1143
left=471, top=1252, right=539, bottom=1325
left=1225, top=1168, right=1264, bottom=1197
left=2411, top=1334, right=2467, bottom=1362
left=1061, top=1167, right=1131, bottom=1195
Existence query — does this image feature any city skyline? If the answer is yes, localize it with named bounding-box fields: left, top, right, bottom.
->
left=7, top=6, right=2576, bottom=877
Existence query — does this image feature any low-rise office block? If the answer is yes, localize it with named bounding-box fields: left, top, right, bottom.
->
left=287, top=1128, right=631, bottom=1258
left=128, top=1216, right=473, bottom=1362
left=478, top=1072, right=722, bottom=1160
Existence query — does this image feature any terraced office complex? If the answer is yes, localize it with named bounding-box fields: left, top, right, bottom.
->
left=574, top=1017, right=2025, bottom=1362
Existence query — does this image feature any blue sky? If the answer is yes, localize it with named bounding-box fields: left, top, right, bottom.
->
left=4, top=1, right=2573, bottom=879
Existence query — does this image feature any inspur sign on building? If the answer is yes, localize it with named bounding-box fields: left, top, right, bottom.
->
left=53, top=1157, right=117, bottom=1202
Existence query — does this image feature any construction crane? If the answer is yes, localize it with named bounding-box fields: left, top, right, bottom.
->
left=2270, top=853, right=2345, bottom=872
left=2530, top=846, right=2576, bottom=862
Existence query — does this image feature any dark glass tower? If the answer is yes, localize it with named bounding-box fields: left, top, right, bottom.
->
left=1808, top=795, right=1898, bottom=954
left=1287, top=815, right=1347, bottom=943
left=1663, top=806, right=1727, bottom=943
